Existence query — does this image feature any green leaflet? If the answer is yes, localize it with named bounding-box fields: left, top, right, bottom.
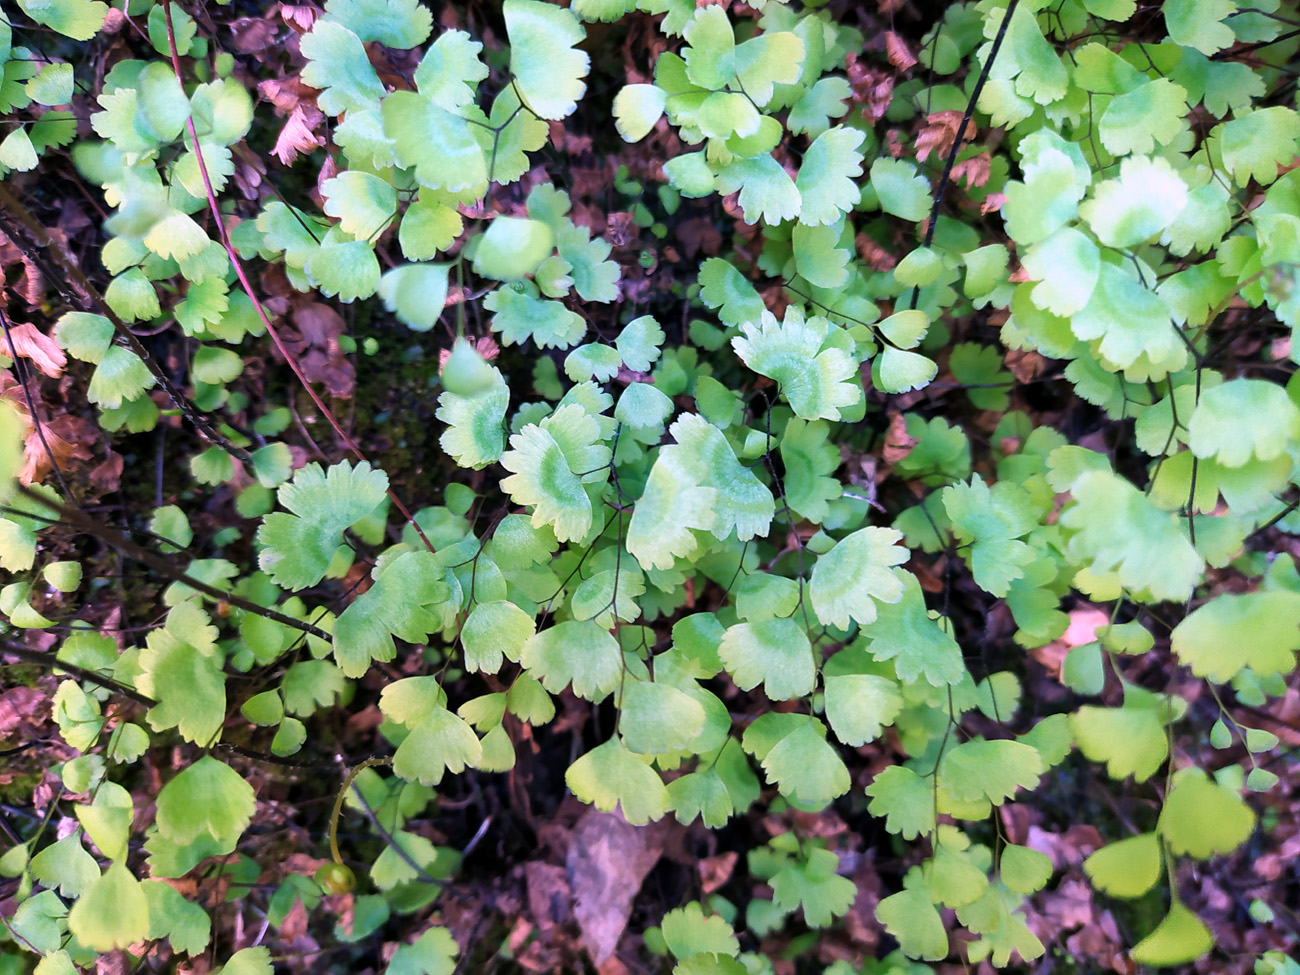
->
left=500, top=404, right=610, bottom=543
left=718, top=618, right=814, bottom=701
left=381, top=677, right=483, bottom=786
left=743, top=715, right=851, bottom=806
left=155, top=757, right=255, bottom=848
left=1171, top=590, right=1300, bottom=682
left=942, top=477, right=1038, bottom=597
left=732, top=307, right=860, bottom=421
left=1061, top=470, right=1204, bottom=603
left=1158, top=767, right=1256, bottom=860
left=67, top=862, right=149, bottom=952
left=320, top=0, right=433, bottom=48
left=864, top=573, right=964, bottom=687
left=1131, top=902, right=1213, bottom=966
left=334, top=551, right=448, bottom=678
left=808, top=526, right=908, bottom=628
left=1084, top=832, right=1163, bottom=899
left=505, top=0, right=589, bottom=121
left=300, top=22, right=385, bottom=116
left=257, top=461, right=389, bottom=590
left=566, top=737, right=669, bottom=825
left=519, top=620, right=622, bottom=701
left=626, top=413, right=774, bottom=570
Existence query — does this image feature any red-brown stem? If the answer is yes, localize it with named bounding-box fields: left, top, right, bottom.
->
left=159, top=0, right=437, bottom=556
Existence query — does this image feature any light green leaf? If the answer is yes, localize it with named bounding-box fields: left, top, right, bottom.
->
left=876, top=888, right=947, bottom=961
left=399, top=194, right=462, bottom=260
left=795, top=126, right=864, bottom=226
left=627, top=413, right=773, bottom=569
left=321, top=171, right=396, bottom=241
left=505, top=0, right=589, bottom=120
left=383, top=90, right=486, bottom=195
left=660, top=902, right=739, bottom=958
left=664, top=151, right=715, bottom=197
left=1131, top=902, right=1213, bottom=966
left=869, top=157, right=930, bottom=222
left=925, top=843, right=989, bottom=908
left=698, top=258, right=765, bottom=328
left=556, top=222, right=619, bottom=302
left=1158, top=767, right=1256, bottom=859
left=67, top=862, right=149, bottom=951
left=30, top=834, right=98, bottom=899
left=219, top=947, right=274, bottom=975
left=616, top=315, right=665, bottom=372
left=714, top=153, right=801, bottom=225
left=787, top=76, right=851, bottom=138
left=192, top=346, right=242, bottom=385
left=1062, top=470, right=1203, bottom=602
left=942, top=477, right=1038, bottom=597
left=734, top=29, right=803, bottom=107
left=614, top=84, right=667, bottom=142
left=1083, top=832, right=1162, bottom=898
left=460, top=600, right=535, bottom=673
left=809, top=526, right=908, bottom=628
left=142, top=880, right=211, bottom=955
left=378, top=264, right=450, bottom=331
left=155, top=757, right=255, bottom=848
left=865, top=573, right=964, bottom=687
left=566, top=737, right=669, bottom=825
left=1098, top=79, right=1187, bottom=157
left=303, top=232, right=381, bottom=303
left=105, top=267, right=161, bottom=322
left=779, top=418, right=841, bottom=522
left=138, top=628, right=226, bottom=746
left=771, top=847, right=856, bottom=927
left=1021, top=227, right=1099, bottom=316
left=300, top=21, right=385, bottom=116
left=334, top=551, right=447, bottom=678
left=718, top=617, right=815, bottom=701
left=257, top=461, right=389, bottom=590
left=437, top=358, right=509, bottom=469
left=1171, top=590, right=1300, bottom=682
left=1070, top=688, right=1174, bottom=781
left=1219, top=107, right=1300, bottom=186
left=873, top=346, right=938, bottom=394
left=18, top=0, right=107, bottom=41
left=1080, top=155, right=1188, bottom=249
left=1187, top=378, right=1300, bottom=468
left=321, top=0, right=432, bottom=48
left=1000, top=845, right=1052, bottom=895
left=620, top=679, right=706, bottom=754
left=682, top=5, right=734, bottom=88
left=26, top=62, right=74, bottom=106
left=414, top=30, right=487, bottom=110
left=381, top=677, right=483, bottom=786
left=755, top=718, right=851, bottom=805
left=55, top=311, right=114, bottom=363
left=0, top=128, right=38, bottom=171
left=733, top=307, right=860, bottom=420
left=386, top=927, right=460, bottom=975
left=486, top=284, right=586, bottom=350
left=474, top=217, right=555, bottom=282
left=500, top=404, right=608, bottom=543
left=520, top=620, right=622, bottom=701
left=939, top=739, right=1042, bottom=805
left=824, top=674, right=903, bottom=746
left=792, top=221, right=850, bottom=289
left=1002, top=143, right=1086, bottom=245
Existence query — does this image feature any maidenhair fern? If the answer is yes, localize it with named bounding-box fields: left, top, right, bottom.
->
left=2, top=0, right=1300, bottom=972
